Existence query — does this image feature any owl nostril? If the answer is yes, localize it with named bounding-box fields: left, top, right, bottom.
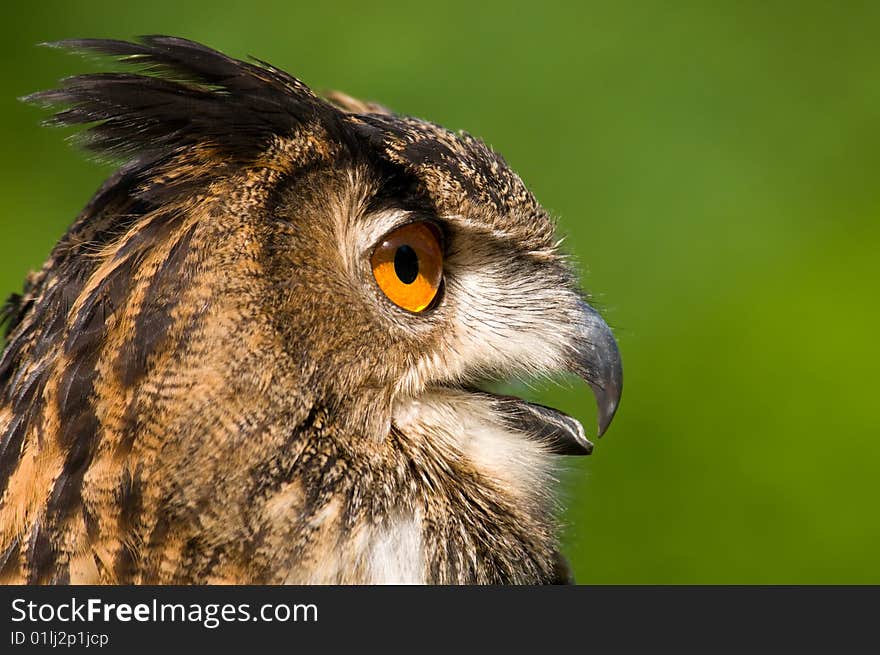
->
left=393, top=245, right=419, bottom=284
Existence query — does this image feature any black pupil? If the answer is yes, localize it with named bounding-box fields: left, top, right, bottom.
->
left=393, top=245, right=420, bottom=284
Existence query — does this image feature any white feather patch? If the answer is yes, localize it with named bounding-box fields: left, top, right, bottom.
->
left=368, top=513, right=426, bottom=585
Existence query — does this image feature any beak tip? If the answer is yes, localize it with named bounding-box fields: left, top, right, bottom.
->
left=593, top=382, right=621, bottom=437
left=573, top=299, right=623, bottom=439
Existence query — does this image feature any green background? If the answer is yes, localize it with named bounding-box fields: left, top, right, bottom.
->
left=1, top=2, right=878, bottom=582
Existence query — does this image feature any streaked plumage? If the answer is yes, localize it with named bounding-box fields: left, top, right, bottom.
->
left=0, top=37, right=622, bottom=584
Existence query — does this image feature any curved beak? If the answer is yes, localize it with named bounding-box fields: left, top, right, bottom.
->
left=569, top=300, right=623, bottom=437
left=467, top=299, right=623, bottom=457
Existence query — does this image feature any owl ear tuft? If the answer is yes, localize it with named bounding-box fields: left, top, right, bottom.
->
left=23, top=36, right=344, bottom=164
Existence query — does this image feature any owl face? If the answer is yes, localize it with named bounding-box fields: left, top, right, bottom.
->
left=262, top=115, right=621, bottom=454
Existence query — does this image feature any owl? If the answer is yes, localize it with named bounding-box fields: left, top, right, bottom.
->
left=0, top=36, right=622, bottom=584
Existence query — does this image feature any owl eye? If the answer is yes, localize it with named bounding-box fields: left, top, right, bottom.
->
left=371, top=221, right=443, bottom=313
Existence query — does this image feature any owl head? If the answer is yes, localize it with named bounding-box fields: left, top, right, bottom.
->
left=1, top=36, right=622, bottom=583
left=15, top=33, right=623, bottom=465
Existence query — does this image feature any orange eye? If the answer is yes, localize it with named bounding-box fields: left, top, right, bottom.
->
left=371, top=222, right=444, bottom=313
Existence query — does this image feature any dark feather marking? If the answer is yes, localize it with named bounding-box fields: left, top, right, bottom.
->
left=64, top=255, right=134, bottom=359
left=38, top=287, right=77, bottom=356
left=115, top=222, right=196, bottom=387
left=64, top=300, right=110, bottom=360
left=26, top=520, right=54, bottom=585
left=0, top=535, right=21, bottom=578
left=0, top=340, right=21, bottom=392
left=114, top=399, right=139, bottom=462
left=91, top=553, right=107, bottom=580
left=117, top=467, right=143, bottom=534
left=56, top=347, right=100, bottom=429
left=10, top=365, right=49, bottom=419
left=114, top=466, right=143, bottom=581
left=82, top=504, right=99, bottom=542
left=42, top=343, right=102, bottom=583
left=48, top=410, right=100, bottom=516
left=0, top=328, right=31, bottom=398
left=1, top=293, right=23, bottom=339
left=141, top=514, right=170, bottom=583
left=0, top=417, right=27, bottom=493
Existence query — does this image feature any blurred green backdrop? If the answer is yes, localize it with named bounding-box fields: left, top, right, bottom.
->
left=1, top=1, right=878, bottom=583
